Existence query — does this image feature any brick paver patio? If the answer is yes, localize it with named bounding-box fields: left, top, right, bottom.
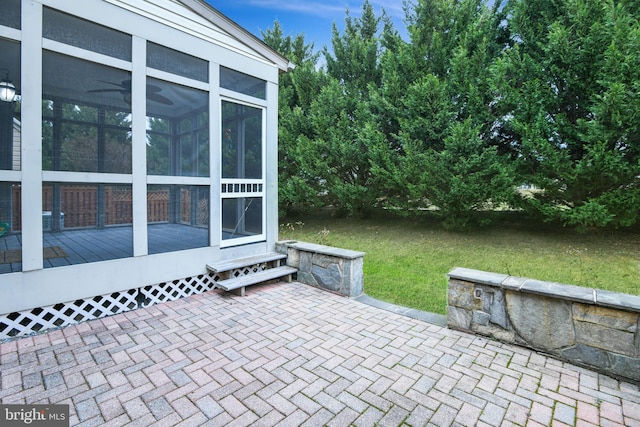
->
left=1, top=282, right=639, bottom=426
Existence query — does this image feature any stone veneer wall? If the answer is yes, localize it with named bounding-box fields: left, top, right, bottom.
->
left=447, top=267, right=640, bottom=383
left=276, top=241, right=365, bottom=298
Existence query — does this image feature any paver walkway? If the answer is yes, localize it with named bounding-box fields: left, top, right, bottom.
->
left=1, top=282, right=639, bottom=426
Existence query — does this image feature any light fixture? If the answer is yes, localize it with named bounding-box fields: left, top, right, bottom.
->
left=0, top=69, right=16, bottom=103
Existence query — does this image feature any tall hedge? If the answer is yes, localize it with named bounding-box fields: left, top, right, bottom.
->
left=265, top=0, right=640, bottom=229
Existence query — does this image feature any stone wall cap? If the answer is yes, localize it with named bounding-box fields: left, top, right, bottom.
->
left=450, top=267, right=640, bottom=313
left=447, top=267, right=508, bottom=286
left=502, top=276, right=527, bottom=291
left=519, top=279, right=595, bottom=303
left=596, top=290, right=640, bottom=313
left=280, top=241, right=365, bottom=259
left=520, top=279, right=596, bottom=304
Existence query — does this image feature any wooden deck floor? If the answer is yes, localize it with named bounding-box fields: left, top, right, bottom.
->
left=0, top=223, right=209, bottom=274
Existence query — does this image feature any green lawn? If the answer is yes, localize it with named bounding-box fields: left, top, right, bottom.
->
left=279, top=213, right=640, bottom=315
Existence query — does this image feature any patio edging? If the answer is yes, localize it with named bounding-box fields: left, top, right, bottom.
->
left=354, top=294, right=447, bottom=327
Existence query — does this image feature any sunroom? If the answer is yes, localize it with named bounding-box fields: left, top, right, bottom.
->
left=0, top=0, right=291, bottom=338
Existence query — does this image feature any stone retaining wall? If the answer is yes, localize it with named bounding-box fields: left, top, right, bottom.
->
left=276, top=241, right=365, bottom=298
left=447, top=267, right=640, bottom=383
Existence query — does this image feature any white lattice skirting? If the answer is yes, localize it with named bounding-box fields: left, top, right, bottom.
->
left=0, top=273, right=222, bottom=340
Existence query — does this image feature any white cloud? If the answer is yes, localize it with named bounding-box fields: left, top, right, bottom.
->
left=242, top=0, right=406, bottom=19
left=246, top=0, right=346, bottom=17
left=370, top=0, right=406, bottom=18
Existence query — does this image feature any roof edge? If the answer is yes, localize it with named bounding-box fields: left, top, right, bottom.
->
left=178, top=0, right=292, bottom=72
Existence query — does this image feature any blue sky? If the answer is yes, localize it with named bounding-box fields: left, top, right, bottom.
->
left=207, top=1, right=408, bottom=53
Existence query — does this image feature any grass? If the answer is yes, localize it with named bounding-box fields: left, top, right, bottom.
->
left=279, top=212, right=640, bottom=315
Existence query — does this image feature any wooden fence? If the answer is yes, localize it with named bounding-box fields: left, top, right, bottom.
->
left=10, top=185, right=174, bottom=231
left=41, top=185, right=138, bottom=228
left=147, top=190, right=169, bottom=224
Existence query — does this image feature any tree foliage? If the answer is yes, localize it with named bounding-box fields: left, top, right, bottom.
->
left=262, top=22, right=326, bottom=214
left=495, top=0, right=640, bottom=228
left=267, top=0, right=640, bottom=229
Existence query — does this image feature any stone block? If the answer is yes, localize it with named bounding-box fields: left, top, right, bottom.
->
left=312, top=253, right=340, bottom=269
left=574, top=320, right=636, bottom=356
left=472, top=310, right=490, bottom=326
left=474, top=323, right=516, bottom=343
left=447, top=280, right=475, bottom=309
left=573, top=304, right=638, bottom=332
left=505, top=291, right=574, bottom=351
left=477, top=287, right=494, bottom=312
left=299, top=251, right=313, bottom=272
left=311, top=263, right=342, bottom=293
left=297, top=271, right=318, bottom=287
left=344, top=258, right=363, bottom=297
left=560, top=344, right=609, bottom=370
left=608, top=352, right=640, bottom=382
left=450, top=282, right=511, bottom=330
left=447, top=306, right=472, bottom=330
left=286, top=247, right=300, bottom=268
left=489, top=289, right=508, bottom=329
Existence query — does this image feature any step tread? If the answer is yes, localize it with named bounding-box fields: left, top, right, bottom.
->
left=215, top=266, right=297, bottom=291
left=207, top=252, right=287, bottom=273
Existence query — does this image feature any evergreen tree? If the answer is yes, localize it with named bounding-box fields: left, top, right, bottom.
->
left=372, top=0, right=515, bottom=227
left=262, top=22, right=326, bottom=215
left=494, top=0, right=640, bottom=228
left=295, top=0, right=387, bottom=216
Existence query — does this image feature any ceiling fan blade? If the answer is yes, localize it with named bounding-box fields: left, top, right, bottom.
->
left=87, top=88, right=123, bottom=93
left=146, top=84, right=162, bottom=93
left=147, top=92, right=173, bottom=105
left=88, top=79, right=172, bottom=105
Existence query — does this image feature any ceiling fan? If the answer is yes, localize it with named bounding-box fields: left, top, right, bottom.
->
left=88, top=80, right=173, bottom=105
